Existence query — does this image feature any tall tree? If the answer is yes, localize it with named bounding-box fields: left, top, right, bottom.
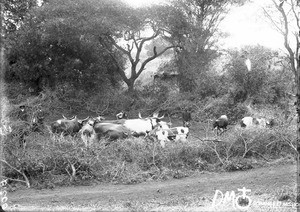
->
left=154, top=0, right=249, bottom=92
left=98, top=5, right=182, bottom=93
left=263, top=0, right=300, bottom=203
left=5, top=0, right=126, bottom=94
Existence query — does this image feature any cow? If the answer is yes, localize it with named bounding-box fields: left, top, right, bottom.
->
left=213, top=115, right=228, bottom=135
left=150, top=125, right=189, bottom=148
left=240, top=116, right=269, bottom=128
left=93, top=122, right=129, bottom=143
left=122, top=112, right=166, bottom=137
left=50, top=116, right=89, bottom=136
left=116, top=111, right=128, bottom=120
left=182, top=109, right=192, bottom=127
left=79, top=117, right=98, bottom=147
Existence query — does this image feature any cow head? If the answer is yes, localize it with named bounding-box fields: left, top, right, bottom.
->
left=77, top=116, right=91, bottom=126
left=139, top=112, right=164, bottom=130
left=116, top=111, right=128, bottom=119
left=183, top=121, right=190, bottom=128
left=95, top=116, right=106, bottom=122
left=18, top=105, right=29, bottom=122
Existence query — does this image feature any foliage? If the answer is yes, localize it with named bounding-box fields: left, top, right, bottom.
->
left=157, top=0, right=249, bottom=93
left=224, top=45, right=293, bottom=106
left=3, top=0, right=37, bottom=33
left=5, top=0, right=127, bottom=95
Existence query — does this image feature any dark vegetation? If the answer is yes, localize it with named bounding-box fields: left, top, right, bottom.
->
left=1, top=0, right=298, bottom=189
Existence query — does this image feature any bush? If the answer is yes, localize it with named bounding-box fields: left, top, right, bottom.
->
left=200, top=95, right=248, bottom=123
left=3, top=118, right=296, bottom=189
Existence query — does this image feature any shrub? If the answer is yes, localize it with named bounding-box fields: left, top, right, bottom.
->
left=3, top=119, right=296, bottom=189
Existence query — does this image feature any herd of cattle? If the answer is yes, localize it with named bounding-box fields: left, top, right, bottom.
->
left=8, top=106, right=277, bottom=148
left=50, top=111, right=190, bottom=148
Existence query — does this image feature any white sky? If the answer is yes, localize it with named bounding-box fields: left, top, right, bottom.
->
left=219, top=0, right=285, bottom=50
left=121, top=0, right=285, bottom=50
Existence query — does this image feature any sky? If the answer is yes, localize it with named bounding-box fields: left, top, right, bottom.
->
left=121, top=0, right=285, bottom=50
left=219, top=0, right=284, bottom=50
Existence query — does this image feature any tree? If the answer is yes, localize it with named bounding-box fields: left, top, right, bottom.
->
left=263, top=0, right=300, bottom=202
left=98, top=5, right=181, bottom=93
left=5, top=0, right=126, bottom=95
left=225, top=45, right=290, bottom=105
left=157, top=0, right=249, bottom=92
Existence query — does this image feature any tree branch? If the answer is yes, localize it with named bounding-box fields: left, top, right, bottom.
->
left=0, top=159, right=30, bottom=188
left=135, top=31, right=160, bottom=62
left=136, top=45, right=178, bottom=77
left=271, top=0, right=297, bottom=76
left=101, top=35, right=135, bottom=64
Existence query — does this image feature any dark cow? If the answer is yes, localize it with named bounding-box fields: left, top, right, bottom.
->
left=182, top=109, right=192, bottom=127
left=213, top=115, right=228, bottom=135
left=94, top=122, right=129, bottom=143
left=116, top=111, right=128, bottom=119
left=50, top=116, right=89, bottom=136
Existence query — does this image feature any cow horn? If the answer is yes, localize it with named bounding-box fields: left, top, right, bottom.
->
left=138, top=112, right=142, bottom=119
left=158, top=114, right=164, bottom=119
left=78, top=116, right=89, bottom=124
left=82, top=116, right=90, bottom=121
left=62, top=115, right=76, bottom=120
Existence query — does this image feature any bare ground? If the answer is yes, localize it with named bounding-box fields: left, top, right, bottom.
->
left=5, top=162, right=297, bottom=212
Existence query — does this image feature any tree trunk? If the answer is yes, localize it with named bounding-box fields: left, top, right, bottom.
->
left=0, top=2, right=5, bottom=184
left=126, top=79, right=135, bottom=94
left=297, top=66, right=300, bottom=203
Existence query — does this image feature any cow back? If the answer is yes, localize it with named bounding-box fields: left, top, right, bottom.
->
left=94, top=122, right=129, bottom=140
left=123, top=119, right=153, bottom=136
left=51, top=119, right=82, bottom=135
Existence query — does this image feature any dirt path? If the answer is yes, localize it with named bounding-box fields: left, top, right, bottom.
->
left=7, top=161, right=296, bottom=211
left=6, top=162, right=297, bottom=211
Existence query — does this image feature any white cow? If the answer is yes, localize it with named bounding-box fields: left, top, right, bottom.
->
left=240, top=116, right=269, bottom=128
left=122, top=112, right=166, bottom=136
left=152, top=125, right=189, bottom=148
left=79, top=117, right=98, bottom=147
